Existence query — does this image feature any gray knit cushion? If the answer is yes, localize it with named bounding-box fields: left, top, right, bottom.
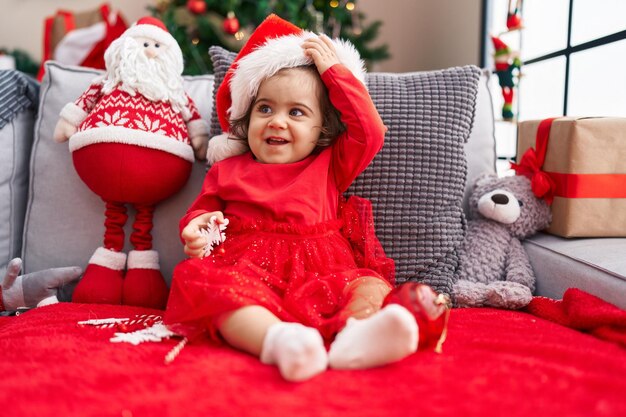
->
left=208, top=46, right=237, bottom=137
left=355, top=68, right=480, bottom=295
left=208, top=46, right=480, bottom=296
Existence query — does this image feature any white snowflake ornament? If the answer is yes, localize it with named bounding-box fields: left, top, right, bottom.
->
left=198, top=216, right=229, bottom=258
left=110, top=323, right=176, bottom=345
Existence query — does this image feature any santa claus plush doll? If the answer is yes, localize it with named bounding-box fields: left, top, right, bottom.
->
left=53, top=17, right=208, bottom=309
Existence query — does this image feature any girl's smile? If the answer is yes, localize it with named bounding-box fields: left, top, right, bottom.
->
left=266, top=137, right=290, bottom=145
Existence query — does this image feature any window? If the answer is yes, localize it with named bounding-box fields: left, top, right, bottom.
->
left=483, top=0, right=626, bottom=173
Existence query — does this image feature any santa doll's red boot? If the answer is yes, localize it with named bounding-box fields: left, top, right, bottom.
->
left=72, top=247, right=126, bottom=304
left=123, top=250, right=169, bottom=309
left=383, top=283, right=451, bottom=353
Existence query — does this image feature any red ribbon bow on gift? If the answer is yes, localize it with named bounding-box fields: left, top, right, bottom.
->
left=510, top=117, right=558, bottom=205
left=510, top=147, right=557, bottom=204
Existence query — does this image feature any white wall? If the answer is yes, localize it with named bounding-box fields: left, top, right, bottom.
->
left=0, top=0, right=482, bottom=72
left=0, top=0, right=149, bottom=62
left=359, top=0, right=482, bottom=72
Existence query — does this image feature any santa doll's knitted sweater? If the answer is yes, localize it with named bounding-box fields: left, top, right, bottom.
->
left=64, top=83, right=202, bottom=162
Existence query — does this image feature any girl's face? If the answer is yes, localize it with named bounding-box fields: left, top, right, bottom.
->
left=248, top=68, right=323, bottom=164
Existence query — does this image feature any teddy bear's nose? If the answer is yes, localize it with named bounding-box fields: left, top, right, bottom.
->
left=491, top=194, right=509, bottom=205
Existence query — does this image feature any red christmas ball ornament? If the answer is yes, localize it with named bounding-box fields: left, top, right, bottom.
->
left=187, top=0, right=206, bottom=15
left=506, top=13, right=523, bottom=31
left=383, top=283, right=450, bottom=352
left=223, top=11, right=240, bottom=35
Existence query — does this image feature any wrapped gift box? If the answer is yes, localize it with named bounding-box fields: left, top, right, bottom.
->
left=517, top=117, right=626, bottom=237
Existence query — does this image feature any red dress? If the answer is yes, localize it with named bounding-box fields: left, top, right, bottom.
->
left=164, top=65, right=394, bottom=340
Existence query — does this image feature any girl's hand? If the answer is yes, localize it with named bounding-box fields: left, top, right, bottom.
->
left=302, top=35, right=340, bottom=76
left=181, top=211, right=225, bottom=258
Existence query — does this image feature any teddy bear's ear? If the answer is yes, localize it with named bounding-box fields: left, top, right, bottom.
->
left=472, top=172, right=498, bottom=191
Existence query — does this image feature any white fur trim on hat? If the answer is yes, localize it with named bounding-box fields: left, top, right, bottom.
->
left=69, top=126, right=195, bottom=162
left=127, top=250, right=160, bottom=270
left=89, top=247, right=127, bottom=270
left=206, top=133, right=248, bottom=165
left=123, top=22, right=176, bottom=47
left=228, top=32, right=366, bottom=124
left=60, top=102, right=89, bottom=127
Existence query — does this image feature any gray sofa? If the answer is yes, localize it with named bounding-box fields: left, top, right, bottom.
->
left=1, top=63, right=624, bottom=309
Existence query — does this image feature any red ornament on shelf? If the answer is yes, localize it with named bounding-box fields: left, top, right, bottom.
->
left=506, top=13, right=523, bottom=31
left=223, top=11, right=240, bottom=35
left=383, top=282, right=450, bottom=352
left=187, top=0, right=206, bottom=15
left=506, top=0, right=524, bottom=31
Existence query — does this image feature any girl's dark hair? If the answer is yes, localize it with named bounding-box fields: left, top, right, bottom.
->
left=229, top=65, right=345, bottom=152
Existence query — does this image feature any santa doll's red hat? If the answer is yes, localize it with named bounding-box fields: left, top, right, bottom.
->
left=207, top=14, right=366, bottom=165
left=123, top=16, right=177, bottom=47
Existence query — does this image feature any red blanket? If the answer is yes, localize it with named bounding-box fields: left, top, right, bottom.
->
left=1, top=301, right=625, bottom=417
left=525, top=288, right=626, bottom=347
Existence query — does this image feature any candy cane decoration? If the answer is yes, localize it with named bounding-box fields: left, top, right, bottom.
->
left=78, top=314, right=190, bottom=362
left=164, top=337, right=189, bottom=365
left=78, top=314, right=163, bottom=331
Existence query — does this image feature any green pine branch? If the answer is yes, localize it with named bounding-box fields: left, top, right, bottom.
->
left=150, top=0, right=389, bottom=75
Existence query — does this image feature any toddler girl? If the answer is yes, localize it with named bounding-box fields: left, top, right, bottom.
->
left=164, top=15, right=420, bottom=381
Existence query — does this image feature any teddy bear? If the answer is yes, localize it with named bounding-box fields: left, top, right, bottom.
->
left=453, top=173, right=551, bottom=309
left=52, top=17, right=208, bottom=309
left=1, top=258, right=82, bottom=313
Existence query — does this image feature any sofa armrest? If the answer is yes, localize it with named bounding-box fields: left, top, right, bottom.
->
left=524, top=232, right=626, bottom=309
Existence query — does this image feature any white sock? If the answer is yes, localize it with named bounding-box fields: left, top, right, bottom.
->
left=260, top=322, right=328, bottom=382
left=328, top=304, right=419, bottom=370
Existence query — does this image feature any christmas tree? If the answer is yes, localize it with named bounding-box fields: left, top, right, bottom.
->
left=150, top=0, right=390, bottom=75
left=0, top=49, right=40, bottom=76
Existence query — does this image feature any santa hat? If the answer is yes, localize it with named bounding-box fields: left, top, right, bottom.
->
left=491, top=35, right=510, bottom=58
left=207, top=14, right=366, bottom=165
left=122, top=16, right=177, bottom=48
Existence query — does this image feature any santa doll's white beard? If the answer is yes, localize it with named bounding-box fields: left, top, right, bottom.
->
left=101, top=38, right=188, bottom=116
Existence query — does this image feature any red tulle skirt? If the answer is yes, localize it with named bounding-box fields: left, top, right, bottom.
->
left=164, top=196, right=394, bottom=341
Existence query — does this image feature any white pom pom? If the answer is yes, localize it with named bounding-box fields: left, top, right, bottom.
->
left=206, top=133, right=248, bottom=165
left=37, top=295, right=59, bottom=307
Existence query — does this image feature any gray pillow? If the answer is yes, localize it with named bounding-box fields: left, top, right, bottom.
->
left=208, top=46, right=480, bottom=296
left=21, top=61, right=214, bottom=283
left=464, top=69, right=497, bottom=214
left=208, top=46, right=237, bottom=138
left=0, top=71, right=39, bottom=277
